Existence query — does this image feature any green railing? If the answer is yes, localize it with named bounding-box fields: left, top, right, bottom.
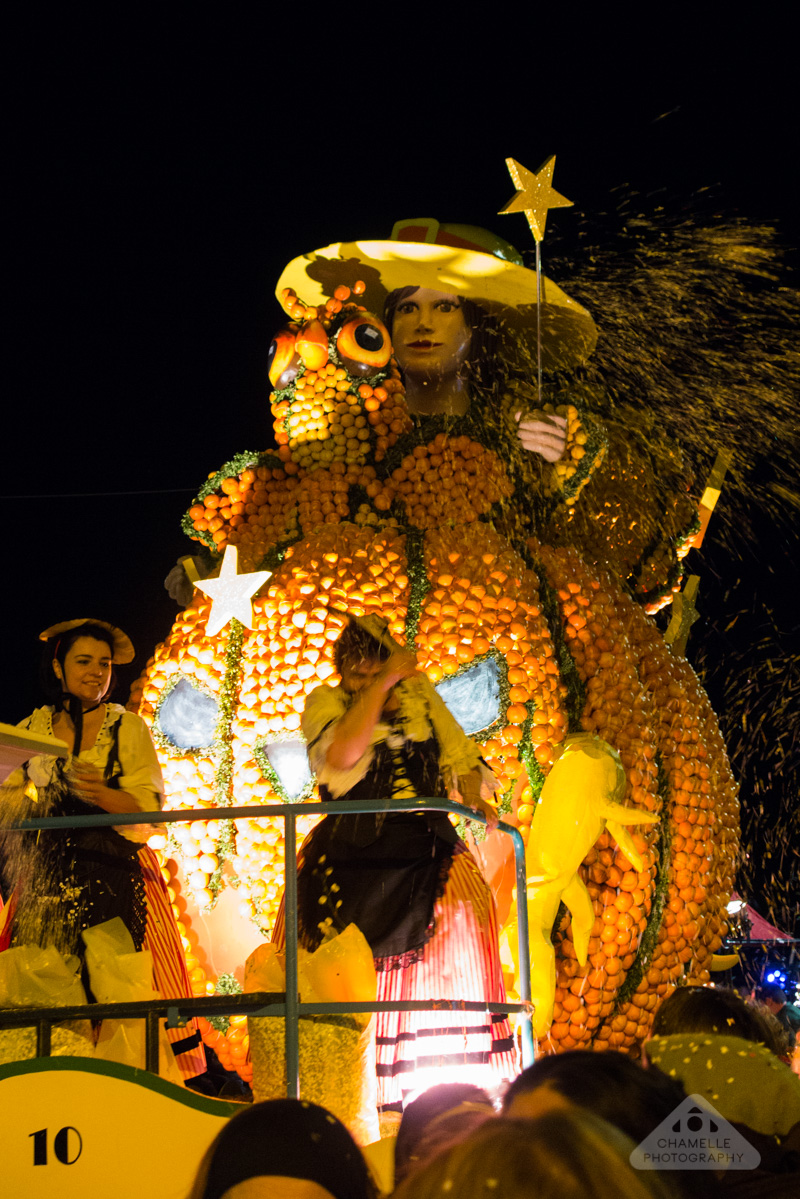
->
left=1, top=799, right=534, bottom=1092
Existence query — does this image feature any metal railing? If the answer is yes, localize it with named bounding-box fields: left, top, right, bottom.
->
left=1, top=799, right=533, bottom=1093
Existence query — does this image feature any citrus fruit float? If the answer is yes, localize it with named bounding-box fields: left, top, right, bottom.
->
left=129, top=272, right=738, bottom=1075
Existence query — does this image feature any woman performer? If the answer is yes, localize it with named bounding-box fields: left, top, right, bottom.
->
left=0, top=619, right=205, bottom=1080
left=274, top=614, right=516, bottom=1115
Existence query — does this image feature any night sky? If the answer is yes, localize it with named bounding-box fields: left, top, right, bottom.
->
left=4, top=30, right=797, bottom=929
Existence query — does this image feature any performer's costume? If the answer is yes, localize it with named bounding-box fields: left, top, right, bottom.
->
left=1, top=704, right=205, bottom=1080
left=273, top=674, right=516, bottom=1110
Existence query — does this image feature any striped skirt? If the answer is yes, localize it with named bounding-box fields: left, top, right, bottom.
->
left=274, top=849, right=517, bottom=1110
left=138, top=846, right=206, bottom=1081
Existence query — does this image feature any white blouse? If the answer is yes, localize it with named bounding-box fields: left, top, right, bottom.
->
left=18, top=703, right=163, bottom=842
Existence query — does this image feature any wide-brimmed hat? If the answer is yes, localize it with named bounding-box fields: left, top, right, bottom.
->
left=276, top=219, right=597, bottom=371
left=39, top=619, right=135, bottom=664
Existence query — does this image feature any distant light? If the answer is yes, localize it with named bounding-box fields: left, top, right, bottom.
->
left=435, top=657, right=501, bottom=735
left=157, top=677, right=219, bottom=749
left=262, top=739, right=312, bottom=799
left=726, top=899, right=745, bottom=914
left=767, top=972, right=776, bottom=982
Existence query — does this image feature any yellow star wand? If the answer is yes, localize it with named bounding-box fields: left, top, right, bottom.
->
left=500, top=155, right=573, bottom=403
left=500, top=155, right=573, bottom=244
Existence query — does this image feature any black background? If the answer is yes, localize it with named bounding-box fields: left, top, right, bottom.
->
left=4, top=25, right=797, bottom=926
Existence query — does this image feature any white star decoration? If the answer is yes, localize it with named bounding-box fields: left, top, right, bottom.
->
left=195, top=545, right=271, bottom=636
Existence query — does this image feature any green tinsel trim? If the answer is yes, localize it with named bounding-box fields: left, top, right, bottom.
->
left=207, top=1015, right=231, bottom=1034
left=497, top=783, right=514, bottom=816
left=184, top=618, right=245, bottom=905
left=551, top=901, right=569, bottom=941
left=517, top=700, right=547, bottom=803
left=180, top=511, right=215, bottom=552
left=212, top=619, right=245, bottom=807
left=254, top=541, right=293, bottom=575
left=208, top=972, right=244, bottom=1034
left=634, top=562, right=684, bottom=609
left=631, top=511, right=702, bottom=608
left=200, top=451, right=286, bottom=502
left=559, top=411, right=609, bottom=507
left=677, top=509, right=702, bottom=552
left=216, top=972, right=243, bottom=994
left=403, top=527, right=430, bottom=650
left=604, top=752, right=672, bottom=1018
left=253, top=732, right=316, bottom=805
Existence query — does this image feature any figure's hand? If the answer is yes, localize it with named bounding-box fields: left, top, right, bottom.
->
left=379, top=649, right=422, bottom=691
left=515, top=410, right=567, bottom=463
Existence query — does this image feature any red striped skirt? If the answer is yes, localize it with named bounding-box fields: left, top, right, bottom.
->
left=138, top=846, right=206, bottom=1081
left=274, top=849, right=517, bottom=1110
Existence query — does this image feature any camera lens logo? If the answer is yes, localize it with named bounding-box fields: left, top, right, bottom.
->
left=674, top=1107, right=719, bottom=1136
left=631, top=1094, right=761, bottom=1172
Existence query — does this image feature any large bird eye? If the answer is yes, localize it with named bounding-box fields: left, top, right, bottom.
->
left=268, top=327, right=301, bottom=388
left=336, top=314, right=392, bottom=376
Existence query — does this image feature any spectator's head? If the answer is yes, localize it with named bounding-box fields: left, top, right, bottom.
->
left=652, top=985, right=785, bottom=1056
left=392, top=1111, right=683, bottom=1199
left=188, top=1100, right=375, bottom=1199
left=755, top=983, right=787, bottom=1014
left=502, top=1050, right=688, bottom=1149
left=394, top=1083, right=494, bottom=1185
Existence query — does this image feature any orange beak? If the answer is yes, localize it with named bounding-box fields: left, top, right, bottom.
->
left=296, top=319, right=329, bottom=371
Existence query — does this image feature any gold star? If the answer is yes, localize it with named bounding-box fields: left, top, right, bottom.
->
left=195, top=545, right=271, bottom=637
left=499, top=155, right=573, bottom=243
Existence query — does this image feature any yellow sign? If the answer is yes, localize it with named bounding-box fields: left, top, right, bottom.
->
left=0, top=1058, right=241, bottom=1199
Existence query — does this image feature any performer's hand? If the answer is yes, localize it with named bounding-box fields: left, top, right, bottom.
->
left=69, top=760, right=107, bottom=805
left=466, top=793, right=500, bottom=830
left=515, top=410, right=567, bottom=463
left=452, top=777, right=499, bottom=830
left=68, top=762, right=142, bottom=814
left=379, top=649, right=422, bottom=691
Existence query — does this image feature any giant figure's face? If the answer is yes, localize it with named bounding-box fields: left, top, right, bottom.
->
left=391, top=288, right=471, bottom=379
